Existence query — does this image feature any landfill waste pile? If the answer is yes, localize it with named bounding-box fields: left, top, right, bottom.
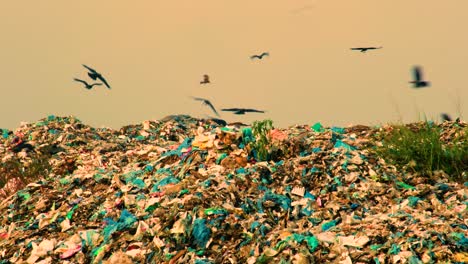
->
left=0, top=115, right=467, bottom=264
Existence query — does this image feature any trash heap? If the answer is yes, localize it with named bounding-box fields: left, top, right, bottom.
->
left=0, top=115, right=467, bottom=264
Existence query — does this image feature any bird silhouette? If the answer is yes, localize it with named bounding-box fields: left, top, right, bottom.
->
left=221, top=108, right=265, bottom=115
left=73, top=78, right=103, bottom=90
left=409, top=66, right=430, bottom=88
left=250, top=52, right=269, bottom=60
left=191, top=97, right=220, bottom=117
left=350, top=47, right=382, bottom=53
left=441, top=113, right=452, bottom=122
left=82, top=64, right=111, bottom=89
left=200, top=74, right=210, bottom=84
left=204, top=116, right=227, bottom=126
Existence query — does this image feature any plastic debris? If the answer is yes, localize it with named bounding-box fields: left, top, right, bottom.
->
left=0, top=115, right=466, bottom=263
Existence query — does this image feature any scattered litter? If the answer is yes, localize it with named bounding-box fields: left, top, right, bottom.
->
left=0, top=115, right=466, bottom=263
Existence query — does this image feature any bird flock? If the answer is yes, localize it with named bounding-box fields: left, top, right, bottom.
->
left=74, top=48, right=455, bottom=124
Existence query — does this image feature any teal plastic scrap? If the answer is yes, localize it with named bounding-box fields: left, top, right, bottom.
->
left=236, top=167, right=247, bottom=175
left=311, top=122, right=325, bottom=133
left=152, top=176, right=180, bottom=192
left=331, top=127, right=345, bottom=134
left=102, top=209, right=137, bottom=242
left=304, top=192, right=316, bottom=200
left=17, top=191, right=31, bottom=202
left=333, top=140, right=356, bottom=151
left=408, top=196, right=420, bottom=208
left=47, top=115, right=56, bottom=121
left=192, top=219, right=211, bottom=249
left=144, top=164, right=153, bottom=173
left=155, top=168, right=174, bottom=176
left=216, top=153, right=227, bottom=164
left=242, top=127, right=254, bottom=144
left=204, top=208, right=228, bottom=216
left=388, top=243, right=401, bottom=255
left=370, top=244, right=383, bottom=251
left=450, top=232, right=468, bottom=250
left=262, top=190, right=291, bottom=211
left=2, top=129, right=10, bottom=139
left=396, top=181, right=416, bottom=191
left=162, top=137, right=193, bottom=157
left=321, top=219, right=338, bottom=231
left=66, top=205, right=78, bottom=220
left=408, top=255, right=423, bottom=264
left=122, top=170, right=146, bottom=189
left=312, top=147, right=322, bottom=153
left=287, top=233, right=319, bottom=253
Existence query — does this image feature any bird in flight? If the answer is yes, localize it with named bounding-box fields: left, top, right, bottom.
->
left=441, top=113, right=452, bottom=122
left=73, top=78, right=103, bottom=90
left=191, top=97, right=220, bottom=117
left=350, top=47, right=382, bottom=53
left=250, top=52, right=269, bottom=60
left=409, top=66, right=430, bottom=88
left=82, top=64, right=111, bottom=89
left=200, top=74, right=210, bottom=84
left=221, top=108, right=265, bottom=115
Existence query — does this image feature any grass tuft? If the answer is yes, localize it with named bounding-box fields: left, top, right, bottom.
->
left=0, top=153, right=51, bottom=198
left=373, top=122, right=467, bottom=182
left=251, top=119, right=274, bottom=161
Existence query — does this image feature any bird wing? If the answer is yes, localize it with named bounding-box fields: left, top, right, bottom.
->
left=260, top=52, right=269, bottom=57
left=221, top=108, right=240, bottom=112
left=91, top=83, right=103, bottom=87
left=250, top=55, right=260, bottom=59
left=245, top=109, right=265, bottom=113
left=206, top=101, right=220, bottom=117
left=82, top=64, right=97, bottom=73
left=441, top=113, right=452, bottom=121
left=97, top=75, right=111, bottom=89
left=74, top=78, right=88, bottom=85
left=191, top=96, right=205, bottom=102
left=413, top=66, right=422, bottom=81
left=350, top=48, right=363, bottom=51
left=88, top=72, right=98, bottom=81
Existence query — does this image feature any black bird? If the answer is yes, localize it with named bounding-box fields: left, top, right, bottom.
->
left=204, top=116, right=227, bottom=126
left=441, top=113, right=452, bottom=122
left=250, top=52, right=269, bottom=60
left=350, top=46, right=382, bottom=53
left=221, top=108, right=265, bottom=115
left=409, top=66, right=430, bottom=88
left=200, top=74, right=210, bottom=84
left=73, top=78, right=103, bottom=90
left=82, top=64, right=111, bottom=89
left=191, top=97, right=220, bottom=117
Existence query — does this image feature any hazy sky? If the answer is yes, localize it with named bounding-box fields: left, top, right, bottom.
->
left=1, top=1, right=467, bottom=130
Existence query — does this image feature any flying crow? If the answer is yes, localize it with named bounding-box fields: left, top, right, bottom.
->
left=409, top=66, right=430, bottom=88
left=82, top=64, right=111, bottom=89
left=200, top=74, right=210, bottom=84
left=73, top=78, right=103, bottom=90
left=350, top=47, right=382, bottom=53
left=191, top=97, right=220, bottom=117
left=441, top=113, right=452, bottom=122
left=221, top=108, right=265, bottom=115
left=250, top=52, right=269, bottom=60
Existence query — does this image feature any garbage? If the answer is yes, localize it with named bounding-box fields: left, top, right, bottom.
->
left=0, top=115, right=466, bottom=263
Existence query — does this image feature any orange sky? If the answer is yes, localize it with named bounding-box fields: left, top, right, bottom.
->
left=1, top=1, right=467, bottom=129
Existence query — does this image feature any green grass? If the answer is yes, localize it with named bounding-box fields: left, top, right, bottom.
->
left=0, top=153, right=51, bottom=198
left=251, top=119, right=274, bottom=161
left=373, top=122, right=467, bottom=182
